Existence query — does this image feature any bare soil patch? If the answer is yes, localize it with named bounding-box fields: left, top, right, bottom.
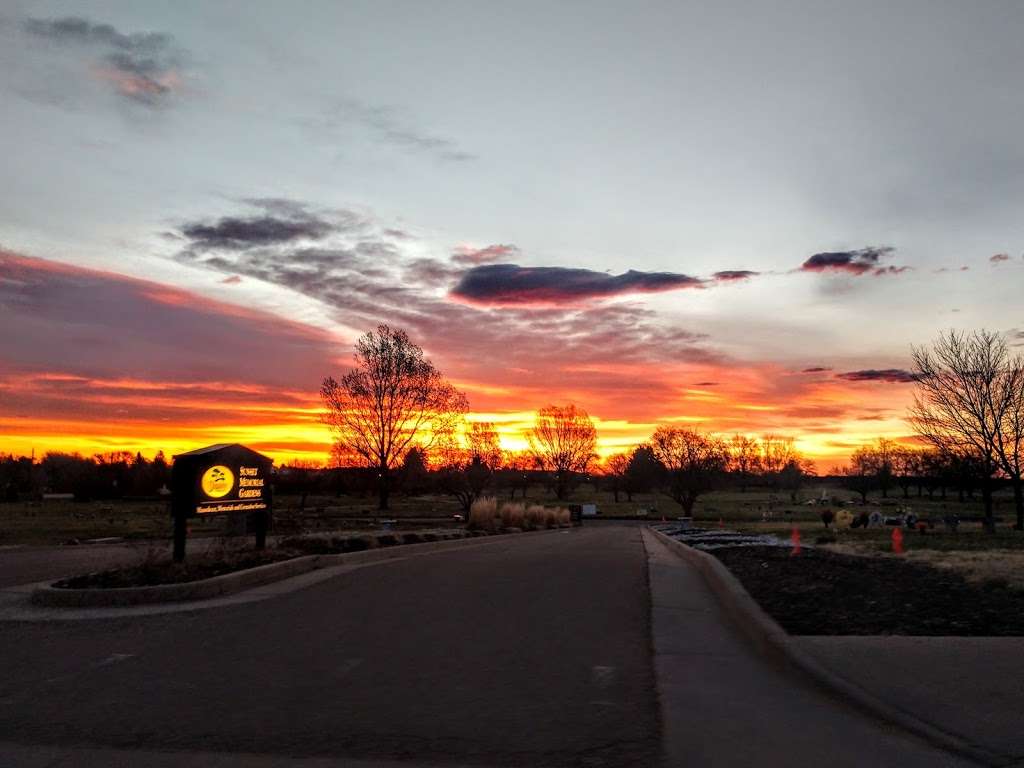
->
left=49, top=529, right=472, bottom=589
left=713, top=545, right=1024, bottom=636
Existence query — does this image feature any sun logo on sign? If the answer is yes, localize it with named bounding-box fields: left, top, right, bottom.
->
left=201, top=465, right=234, bottom=498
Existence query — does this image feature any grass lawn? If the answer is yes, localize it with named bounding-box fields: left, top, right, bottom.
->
left=0, top=499, right=176, bottom=545
left=4, top=481, right=1022, bottom=554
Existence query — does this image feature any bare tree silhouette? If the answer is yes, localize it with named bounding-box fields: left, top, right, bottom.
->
left=908, top=329, right=1021, bottom=531
left=528, top=404, right=597, bottom=500
left=321, top=325, right=467, bottom=510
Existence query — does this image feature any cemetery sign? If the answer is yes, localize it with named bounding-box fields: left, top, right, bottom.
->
left=170, top=443, right=274, bottom=561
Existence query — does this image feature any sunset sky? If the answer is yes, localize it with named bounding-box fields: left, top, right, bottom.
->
left=2, top=2, right=1023, bottom=471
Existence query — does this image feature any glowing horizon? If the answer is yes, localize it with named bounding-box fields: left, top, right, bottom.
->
left=0, top=254, right=921, bottom=474
left=0, top=401, right=919, bottom=475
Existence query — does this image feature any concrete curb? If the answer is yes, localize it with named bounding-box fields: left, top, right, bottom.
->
left=30, top=529, right=553, bottom=609
left=649, top=527, right=1002, bottom=768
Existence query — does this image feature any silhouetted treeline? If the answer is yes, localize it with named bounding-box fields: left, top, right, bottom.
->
left=2, top=438, right=1003, bottom=509
left=274, top=454, right=559, bottom=508
left=841, top=440, right=999, bottom=504
left=0, top=451, right=171, bottom=502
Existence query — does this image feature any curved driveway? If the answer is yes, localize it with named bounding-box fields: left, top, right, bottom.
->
left=0, top=528, right=658, bottom=767
left=0, top=525, right=971, bottom=766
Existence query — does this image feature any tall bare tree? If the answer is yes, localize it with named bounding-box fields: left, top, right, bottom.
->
left=760, top=434, right=799, bottom=493
left=499, top=450, right=535, bottom=500
left=602, top=452, right=631, bottom=502
left=728, top=434, right=762, bottom=492
left=873, top=438, right=897, bottom=498
left=651, top=426, right=729, bottom=515
left=892, top=446, right=923, bottom=499
left=466, top=422, right=503, bottom=469
left=528, top=404, right=597, bottom=500
left=760, top=434, right=796, bottom=475
left=843, top=446, right=877, bottom=502
left=779, top=453, right=813, bottom=503
left=994, top=360, right=1024, bottom=529
left=320, top=325, right=468, bottom=510
left=436, top=421, right=504, bottom=514
left=908, top=329, right=1019, bottom=531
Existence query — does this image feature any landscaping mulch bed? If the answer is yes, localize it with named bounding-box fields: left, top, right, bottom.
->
left=54, top=549, right=300, bottom=589
left=51, top=529, right=471, bottom=589
left=713, top=545, right=1024, bottom=636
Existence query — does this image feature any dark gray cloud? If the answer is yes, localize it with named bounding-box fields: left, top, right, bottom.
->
left=836, top=369, right=916, bottom=383
left=23, top=17, right=171, bottom=55
left=712, top=270, right=759, bottom=282
left=179, top=200, right=364, bottom=251
left=182, top=217, right=332, bottom=250
left=800, top=246, right=905, bottom=276
left=990, top=253, right=1011, bottom=264
left=23, top=16, right=184, bottom=106
left=801, top=366, right=831, bottom=373
left=450, top=263, right=704, bottom=306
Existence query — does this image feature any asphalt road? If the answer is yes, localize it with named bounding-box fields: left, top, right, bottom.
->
left=0, top=527, right=660, bottom=767
left=0, top=525, right=975, bottom=767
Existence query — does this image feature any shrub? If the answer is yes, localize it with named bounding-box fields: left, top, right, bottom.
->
left=279, top=536, right=334, bottom=554
left=469, top=497, right=499, bottom=532
left=401, top=532, right=423, bottom=545
left=376, top=534, right=399, bottom=547
left=499, top=502, right=526, bottom=529
left=524, top=504, right=546, bottom=530
left=344, top=536, right=374, bottom=551
left=556, top=507, right=571, bottom=526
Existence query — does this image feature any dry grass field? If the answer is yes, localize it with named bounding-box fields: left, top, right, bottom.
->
left=4, top=481, right=1022, bottom=570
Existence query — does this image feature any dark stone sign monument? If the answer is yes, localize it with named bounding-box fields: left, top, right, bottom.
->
left=170, top=443, right=273, bottom=561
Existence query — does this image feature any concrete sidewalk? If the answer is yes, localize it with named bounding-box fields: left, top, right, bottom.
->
left=643, top=528, right=972, bottom=767
left=795, top=636, right=1024, bottom=766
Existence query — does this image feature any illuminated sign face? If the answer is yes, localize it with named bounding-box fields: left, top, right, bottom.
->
left=201, top=465, right=235, bottom=498
left=237, top=466, right=265, bottom=498
left=171, top=444, right=273, bottom=520
left=197, top=464, right=267, bottom=514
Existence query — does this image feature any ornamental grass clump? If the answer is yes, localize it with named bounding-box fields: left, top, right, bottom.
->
left=499, top=502, right=526, bottom=530
left=525, top=504, right=547, bottom=530
left=468, top=496, right=499, bottom=532
left=543, top=507, right=559, bottom=528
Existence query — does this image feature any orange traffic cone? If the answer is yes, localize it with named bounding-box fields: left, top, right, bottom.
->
left=892, top=527, right=904, bottom=555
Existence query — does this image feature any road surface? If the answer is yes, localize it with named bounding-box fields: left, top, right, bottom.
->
left=0, top=526, right=971, bottom=766
left=0, top=528, right=659, bottom=766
